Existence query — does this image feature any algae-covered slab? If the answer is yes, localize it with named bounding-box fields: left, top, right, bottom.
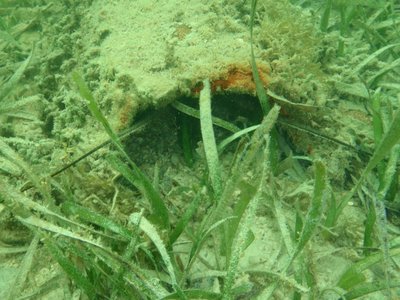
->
left=80, top=0, right=322, bottom=130
left=81, top=0, right=257, bottom=128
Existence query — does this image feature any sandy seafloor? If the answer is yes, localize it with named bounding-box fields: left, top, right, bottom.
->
left=0, top=0, right=399, bottom=299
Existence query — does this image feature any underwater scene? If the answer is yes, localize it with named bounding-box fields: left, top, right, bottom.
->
left=0, top=0, right=400, bottom=299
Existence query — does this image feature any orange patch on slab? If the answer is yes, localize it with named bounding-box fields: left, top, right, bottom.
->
left=192, top=63, right=270, bottom=94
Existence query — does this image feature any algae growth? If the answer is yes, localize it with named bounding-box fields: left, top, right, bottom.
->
left=0, top=0, right=400, bottom=299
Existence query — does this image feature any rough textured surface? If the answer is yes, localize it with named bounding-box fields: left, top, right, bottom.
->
left=79, top=0, right=283, bottom=129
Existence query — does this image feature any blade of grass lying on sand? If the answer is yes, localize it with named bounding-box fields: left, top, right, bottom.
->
left=2, top=186, right=64, bottom=225
left=72, top=72, right=170, bottom=229
left=163, top=289, right=221, bottom=299
left=61, top=200, right=132, bottom=240
left=0, top=184, right=120, bottom=241
left=129, top=213, right=178, bottom=291
left=44, top=237, right=97, bottom=300
left=246, top=270, right=309, bottom=294
left=0, top=138, right=51, bottom=202
left=16, top=215, right=106, bottom=249
left=5, top=234, right=39, bottom=300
